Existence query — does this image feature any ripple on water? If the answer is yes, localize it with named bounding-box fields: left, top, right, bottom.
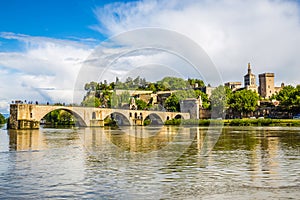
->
left=0, top=127, right=299, bottom=199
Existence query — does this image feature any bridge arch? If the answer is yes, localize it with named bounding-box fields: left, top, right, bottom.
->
left=103, top=112, right=131, bottom=126
left=38, top=107, right=87, bottom=127
left=144, top=113, right=164, bottom=125
left=174, top=114, right=184, bottom=119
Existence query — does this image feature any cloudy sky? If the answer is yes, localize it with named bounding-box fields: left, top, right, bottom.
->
left=1, top=0, right=300, bottom=113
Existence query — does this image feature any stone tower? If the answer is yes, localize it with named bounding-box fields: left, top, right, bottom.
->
left=244, top=63, right=258, bottom=93
left=259, top=73, right=275, bottom=99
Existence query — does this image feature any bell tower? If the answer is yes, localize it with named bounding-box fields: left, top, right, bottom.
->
left=244, top=62, right=258, bottom=92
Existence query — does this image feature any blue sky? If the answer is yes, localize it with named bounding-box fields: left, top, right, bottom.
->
left=1, top=0, right=300, bottom=113
left=0, top=0, right=114, bottom=47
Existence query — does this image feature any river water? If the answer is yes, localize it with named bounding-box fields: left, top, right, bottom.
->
left=0, top=125, right=299, bottom=199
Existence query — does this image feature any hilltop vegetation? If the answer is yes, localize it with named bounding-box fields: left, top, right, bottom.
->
left=82, top=76, right=209, bottom=111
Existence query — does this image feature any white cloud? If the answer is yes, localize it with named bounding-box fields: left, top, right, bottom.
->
left=2, top=0, right=300, bottom=113
left=0, top=33, right=93, bottom=113
left=0, top=100, right=9, bottom=113
left=93, top=0, right=300, bottom=86
left=75, top=27, right=221, bottom=99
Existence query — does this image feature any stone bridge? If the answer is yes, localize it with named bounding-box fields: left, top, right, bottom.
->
left=9, top=104, right=190, bottom=129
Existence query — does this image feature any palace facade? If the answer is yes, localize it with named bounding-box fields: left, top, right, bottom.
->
left=226, top=62, right=284, bottom=99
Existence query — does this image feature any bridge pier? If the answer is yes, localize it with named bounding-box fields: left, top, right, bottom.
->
left=9, top=104, right=40, bottom=129
left=90, top=119, right=105, bottom=127
left=133, top=119, right=143, bottom=126
left=18, top=120, right=40, bottom=129
left=10, top=119, right=40, bottom=129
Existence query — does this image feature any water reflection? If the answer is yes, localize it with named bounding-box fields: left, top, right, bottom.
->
left=82, top=126, right=190, bottom=152
left=1, top=126, right=299, bottom=199
left=249, top=128, right=294, bottom=188
left=8, top=129, right=46, bottom=151
left=212, top=127, right=300, bottom=188
left=80, top=126, right=200, bottom=170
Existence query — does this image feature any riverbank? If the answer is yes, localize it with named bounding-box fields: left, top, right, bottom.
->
left=165, top=118, right=300, bottom=126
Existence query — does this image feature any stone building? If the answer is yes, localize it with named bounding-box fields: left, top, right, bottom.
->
left=258, top=73, right=284, bottom=99
left=203, top=86, right=216, bottom=98
left=275, top=83, right=285, bottom=94
left=180, top=97, right=202, bottom=119
left=225, top=62, right=284, bottom=100
left=258, top=73, right=275, bottom=98
left=244, top=63, right=258, bottom=93
left=224, top=82, right=242, bottom=91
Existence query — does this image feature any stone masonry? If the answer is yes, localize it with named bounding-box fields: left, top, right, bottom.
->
left=9, top=104, right=190, bottom=129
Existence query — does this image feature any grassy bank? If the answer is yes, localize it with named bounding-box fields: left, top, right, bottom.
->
left=164, top=118, right=300, bottom=126
left=224, top=118, right=300, bottom=126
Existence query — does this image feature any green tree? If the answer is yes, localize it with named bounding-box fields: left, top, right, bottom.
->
left=59, top=110, right=74, bottom=123
left=84, top=81, right=98, bottom=91
left=84, top=83, right=90, bottom=91
left=124, top=77, right=134, bottom=89
left=43, top=110, right=75, bottom=125
left=133, top=76, right=140, bottom=85
left=110, top=91, right=130, bottom=108
left=165, top=93, right=180, bottom=112
left=272, top=85, right=300, bottom=107
left=100, top=89, right=112, bottom=108
left=119, top=91, right=130, bottom=105
left=293, top=85, right=300, bottom=105
left=146, top=83, right=157, bottom=92
left=164, top=89, right=208, bottom=112
left=110, top=92, right=118, bottom=108
left=44, top=110, right=60, bottom=123
left=273, top=85, right=295, bottom=106
left=157, top=77, right=188, bottom=90
left=114, top=76, right=148, bottom=90
left=194, top=90, right=210, bottom=109
left=209, top=85, right=227, bottom=118
left=82, top=96, right=101, bottom=107
left=82, top=77, right=210, bottom=111
left=188, top=78, right=205, bottom=88
left=140, top=77, right=147, bottom=89
left=135, top=99, right=148, bottom=110
left=228, top=89, right=259, bottom=117
left=155, top=82, right=169, bottom=91
left=0, top=113, right=6, bottom=124
left=272, top=85, right=300, bottom=114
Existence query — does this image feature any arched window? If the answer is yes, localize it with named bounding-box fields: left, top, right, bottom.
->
left=92, top=112, right=96, bottom=119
